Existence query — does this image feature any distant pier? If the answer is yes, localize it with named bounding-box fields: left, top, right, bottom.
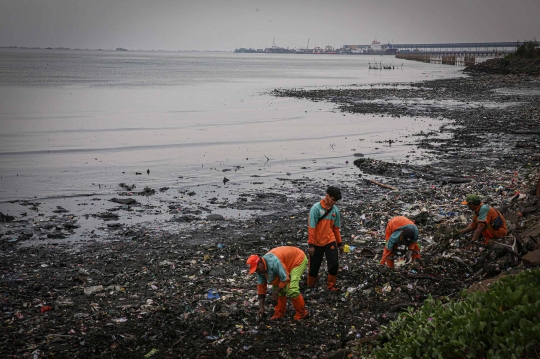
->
left=390, top=42, right=519, bottom=65
left=235, top=41, right=524, bottom=66
left=396, top=53, right=482, bottom=66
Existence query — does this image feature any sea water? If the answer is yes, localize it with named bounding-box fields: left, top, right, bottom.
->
left=0, top=49, right=466, bottom=203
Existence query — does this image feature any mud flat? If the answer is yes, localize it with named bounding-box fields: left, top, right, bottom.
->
left=1, top=70, right=540, bottom=358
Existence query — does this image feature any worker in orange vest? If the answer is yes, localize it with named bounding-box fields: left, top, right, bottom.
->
left=246, top=246, right=309, bottom=320
left=458, top=194, right=507, bottom=244
left=380, top=216, right=421, bottom=268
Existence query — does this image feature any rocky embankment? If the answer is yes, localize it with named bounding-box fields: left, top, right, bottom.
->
left=1, top=63, right=540, bottom=358
left=464, top=46, right=540, bottom=76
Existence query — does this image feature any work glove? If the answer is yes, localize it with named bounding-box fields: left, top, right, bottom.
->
left=404, top=250, right=413, bottom=264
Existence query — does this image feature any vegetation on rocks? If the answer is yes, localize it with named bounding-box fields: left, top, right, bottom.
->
left=359, top=269, right=540, bottom=359
left=465, top=39, right=540, bottom=76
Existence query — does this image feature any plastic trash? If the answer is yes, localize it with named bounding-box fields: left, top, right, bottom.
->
left=84, top=285, right=104, bottom=295
left=40, top=306, right=52, bottom=313
left=207, top=289, right=220, bottom=300
left=144, top=348, right=159, bottom=358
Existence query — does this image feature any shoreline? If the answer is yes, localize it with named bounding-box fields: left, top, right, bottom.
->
left=1, top=72, right=539, bottom=358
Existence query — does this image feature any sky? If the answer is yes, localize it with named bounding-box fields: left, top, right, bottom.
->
left=1, top=0, right=539, bottom=51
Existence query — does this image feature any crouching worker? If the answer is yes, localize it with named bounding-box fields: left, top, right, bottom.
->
left=380, top=216, right=421, bottom=268
left=458, top=194, right=507, bottom=244
left=246, top=246, right=309, bottom=320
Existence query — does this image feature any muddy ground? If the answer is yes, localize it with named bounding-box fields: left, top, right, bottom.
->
left=1, top=69, right=540, bottom=358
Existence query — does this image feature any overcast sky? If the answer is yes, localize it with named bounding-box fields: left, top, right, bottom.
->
left=1, top=0, right=539, bottom=51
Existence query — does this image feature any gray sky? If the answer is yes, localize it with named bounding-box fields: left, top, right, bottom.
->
left=1, top=0, right=539, bottom=51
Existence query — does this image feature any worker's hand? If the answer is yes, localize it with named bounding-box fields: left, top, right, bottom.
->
left=271, top=291, right=278, bottom=306
left=257, top=307, right=266, bottom=322
left=404, top=250, right=413, bottom=264
left=307, top=247, right=315, bottom=256
left=339, top=245, right=344, bottom=254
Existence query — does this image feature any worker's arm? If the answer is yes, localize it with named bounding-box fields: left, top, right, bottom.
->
left=458, top=223, right=476, bottom=235
left=386, top=230, right=401, bottom=250
left=471, top=223, right=485, bottom=241
left=256, top=280, right=267, bottom=317
left=258, top=297, right=265, bottom=316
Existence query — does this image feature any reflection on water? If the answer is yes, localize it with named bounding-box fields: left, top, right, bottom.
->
left=0, top=49, right=465, bottom=202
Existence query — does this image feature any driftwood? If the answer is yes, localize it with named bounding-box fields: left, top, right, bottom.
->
left=443, top=178, right=473, bottom=184
left=367, top=179, right=398, bottom=191
left=511, top=130, right=540, bottom=135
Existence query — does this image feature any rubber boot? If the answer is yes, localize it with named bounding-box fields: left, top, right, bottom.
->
left=327, top=274, right=339, bottom=291
left=291, top=295, right=309, bottom=320
left=307, top=275, right=318, bottom=288
left=270, top=296, right=287, bottom=320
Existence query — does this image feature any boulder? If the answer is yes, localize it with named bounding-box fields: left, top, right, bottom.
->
left=522, top=250, right=540, bottom=267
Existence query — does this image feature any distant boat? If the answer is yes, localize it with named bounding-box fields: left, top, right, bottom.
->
left=116, top=48, right=128, bottom=51
left=323, top=45, right=337, bottom=54
left=370, top=40, right=382, bottom=52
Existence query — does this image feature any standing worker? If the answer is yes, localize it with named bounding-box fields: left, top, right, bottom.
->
left=307, top=186, right=343, bottom=291
left=380, top=216, right=421, bottom=268
left=458, top=194, right=507, bottom=244
left=246, top=246, right=309, bottom=320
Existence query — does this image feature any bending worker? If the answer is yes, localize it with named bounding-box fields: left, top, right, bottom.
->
left=380, top=216, right=421, bottom=268
left=246, top=246, right=309, bottom=321
left=307, top=186, right=343, bottom=291
left=458, top=194, right=507, bottom=244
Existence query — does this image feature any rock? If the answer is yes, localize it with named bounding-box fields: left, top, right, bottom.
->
left=0, top=212, right=15, bottom=222
left=522, top=250, right=540, bottom=267
left=503, top=211, right=521, bottom=224
left=207, top=214, right=225, bottom=221
left=110, top=198, right=138, bottom=205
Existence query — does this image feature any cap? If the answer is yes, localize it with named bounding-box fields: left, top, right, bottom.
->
left=246, top=255, right=261, bottom=274
left=462, top=194, right=481, bottom=205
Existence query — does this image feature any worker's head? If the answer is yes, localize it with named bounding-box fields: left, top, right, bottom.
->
left=325, top=186, right=342, bottom=205
left=462, top=194, right=481, bottom=210
left=246, top=255, right=265, bottom=274
left=401, top=227, right=415, bottom=245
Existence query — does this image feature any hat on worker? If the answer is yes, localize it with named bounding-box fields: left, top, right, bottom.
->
left=462, top=194, right=481, bottom=205
left=246, top=255, right=261, bottom=274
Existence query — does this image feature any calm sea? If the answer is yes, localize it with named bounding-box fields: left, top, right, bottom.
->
left=0, top=49, right=466, bottom=202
